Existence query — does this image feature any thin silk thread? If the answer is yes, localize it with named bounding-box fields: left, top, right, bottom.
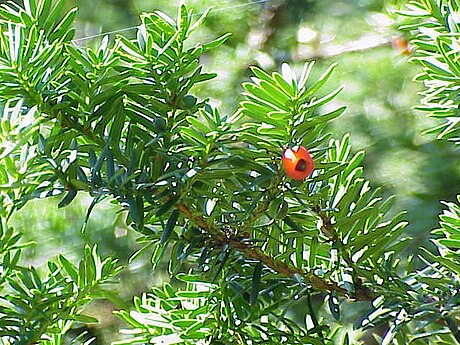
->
left=72, top=0, right=270, bottom=44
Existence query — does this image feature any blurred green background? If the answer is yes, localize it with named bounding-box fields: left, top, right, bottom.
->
left=9, top=0, right=460, bottom=343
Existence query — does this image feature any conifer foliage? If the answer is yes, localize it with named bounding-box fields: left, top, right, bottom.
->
left=0, top=0, right=459, bottom=344
left=398, top=0, right=460, bottom=144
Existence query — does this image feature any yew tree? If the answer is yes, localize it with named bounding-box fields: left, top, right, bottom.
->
left=0, top=0, right=460, bottom=344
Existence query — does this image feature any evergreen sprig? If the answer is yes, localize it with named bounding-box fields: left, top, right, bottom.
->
left=0, top=220, right=122, bottom=344
left=0, top=0, right=459, bottom=343
left=398, top=0, right=460, bottom=144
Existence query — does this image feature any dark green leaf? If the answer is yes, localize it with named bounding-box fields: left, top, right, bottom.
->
left=160, top=209, right=180, bottom=245
left=250, top=261, right=262, bottom=306
left=58, top=189, right=77, bottom=208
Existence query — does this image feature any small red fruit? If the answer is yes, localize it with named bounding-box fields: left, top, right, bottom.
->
left=391, top=36, right=411, bottom=55
left=282, top=146, right=314, bottom=180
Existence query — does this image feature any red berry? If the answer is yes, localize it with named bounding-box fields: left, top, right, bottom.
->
left=391, top=36, right=411, bottom=55
left=282, top=146, right=314, bottom=180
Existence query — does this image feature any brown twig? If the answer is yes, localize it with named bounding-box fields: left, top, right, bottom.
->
left=174, top=201, right=374, bottom=301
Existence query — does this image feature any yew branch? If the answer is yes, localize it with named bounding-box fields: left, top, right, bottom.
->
left=175, top=202, right=374, bottom=301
